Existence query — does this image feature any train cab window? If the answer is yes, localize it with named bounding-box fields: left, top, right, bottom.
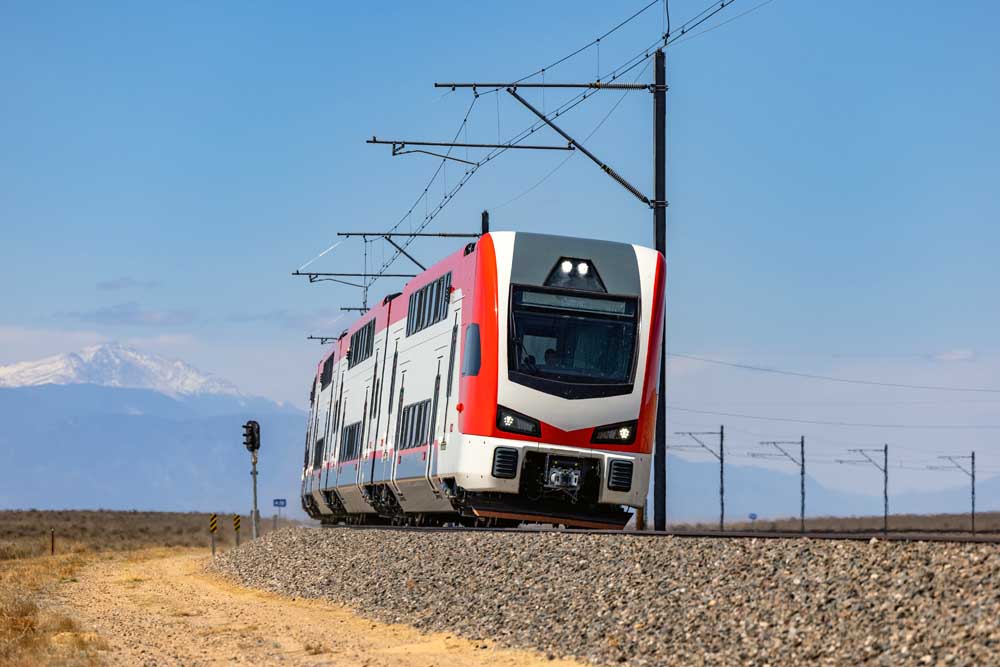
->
left=461, top=324, right=481, bottom=376
left=507, top=286, right=639, bottom=400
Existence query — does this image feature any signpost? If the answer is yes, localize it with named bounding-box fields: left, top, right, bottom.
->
left=273, top=498, right=286, bottom=531
left=233, top=514, right=241, bottom=547
left=748, top=512, right=758, bottom=530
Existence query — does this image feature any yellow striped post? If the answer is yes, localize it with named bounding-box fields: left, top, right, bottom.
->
left=233, top=514, right=241, bottom=547
left=209, top=514, right=218, bottom=557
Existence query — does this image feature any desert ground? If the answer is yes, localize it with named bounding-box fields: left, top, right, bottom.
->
left=0, top=510, right=580, bottom=666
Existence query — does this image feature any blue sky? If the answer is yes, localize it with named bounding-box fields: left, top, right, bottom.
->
left=2, top=1, right=998, bottom=497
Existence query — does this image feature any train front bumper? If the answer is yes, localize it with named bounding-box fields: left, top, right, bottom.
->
left=447, top=434, right=650, bottom=508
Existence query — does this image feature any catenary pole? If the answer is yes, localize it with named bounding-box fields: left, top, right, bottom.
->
left=838, top=445, right=890, bottom=534
left=653, top=48, right=667, bottom=532
left=673, top=426, right=724, bottom=531
left=749, top=437, right=805, bottom=532
left=719, top=425, right=725, bottom=531
left=882, top=444, right=888, bottom=534
left=800, top=435, right=806, bottom=533
left=251, top=450, right=260, bottom=539
left=930, top=452, right=976, bottom=534
left=971, top=451, right=976, bottom=534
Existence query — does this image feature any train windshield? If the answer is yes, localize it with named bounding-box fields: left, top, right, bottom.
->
left=508, top=286, right=638, bottom=398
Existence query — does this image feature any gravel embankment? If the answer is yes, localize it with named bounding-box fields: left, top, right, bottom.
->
left=213, top=528, right=999, bottom=666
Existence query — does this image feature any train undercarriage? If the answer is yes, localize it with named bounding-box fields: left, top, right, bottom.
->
left=307, top=456, right=633, bottom=530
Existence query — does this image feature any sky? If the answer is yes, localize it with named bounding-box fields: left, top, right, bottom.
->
left=2, top=1, right=999, bottom=499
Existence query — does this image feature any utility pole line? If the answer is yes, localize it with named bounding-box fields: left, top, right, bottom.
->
left=928, top=451, right=976, bottom=534
left=749, top=436, right=806, bottom=532
left=336, top=232, right=482, bottom=238
left=652, top=48, right=668, bottom=532
left=837, top=444, right=889, bottom=534
left=369, top=54, right=670, bottom=528
left=673, top=425, right=724, bottom=531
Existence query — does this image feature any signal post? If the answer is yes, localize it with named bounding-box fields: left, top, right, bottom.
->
left=242, top=420, right=261, bottom=539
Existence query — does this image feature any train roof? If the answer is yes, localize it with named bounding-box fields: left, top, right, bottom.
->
left=312, top=230, right=659, bottom=376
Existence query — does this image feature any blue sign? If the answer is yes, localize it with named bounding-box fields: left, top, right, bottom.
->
left=273, top=498, right=287, bottom=508
left=748, top=512, right=758, bottom=521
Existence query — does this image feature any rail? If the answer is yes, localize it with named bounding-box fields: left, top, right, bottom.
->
left=317, top=524, right=1000, bottom=544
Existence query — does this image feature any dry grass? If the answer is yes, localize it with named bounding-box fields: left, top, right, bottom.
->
left=0, top=509, right=301, bottom=560
left=0, top=509, right=296, bottom=666
left=674, top=510, right=1000, bottom=534
left=0, top=550, right=105, bottom=666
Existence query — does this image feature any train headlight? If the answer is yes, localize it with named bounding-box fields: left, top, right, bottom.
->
left=496, top=405, right=541, bottom=437
left=591, top=420, right=638, bottom=444
left=544, top=257, right=607, bottom=292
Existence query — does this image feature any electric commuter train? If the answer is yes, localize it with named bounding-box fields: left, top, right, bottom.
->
left=300, top=230, right=665, bottom=528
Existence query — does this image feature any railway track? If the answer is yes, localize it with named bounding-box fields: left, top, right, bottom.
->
left=320, top=523, right=1000, bottom=544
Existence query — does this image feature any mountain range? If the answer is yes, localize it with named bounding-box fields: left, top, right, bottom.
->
left=0, top=344, right=307, bottom=517
left=0, top=344, right=990, bottom=523
left=0, top=342, right=241, bottom=397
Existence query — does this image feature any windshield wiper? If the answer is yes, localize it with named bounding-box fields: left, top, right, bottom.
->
left=509, top=330, right=538, bottom=372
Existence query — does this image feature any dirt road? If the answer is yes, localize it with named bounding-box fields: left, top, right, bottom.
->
left=49, top=550, right=582, bottom=667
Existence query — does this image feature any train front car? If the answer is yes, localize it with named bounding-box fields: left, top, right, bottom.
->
left=447, top=231, right=665, bottom=529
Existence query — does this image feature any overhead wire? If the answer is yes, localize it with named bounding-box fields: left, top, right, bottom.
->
left=367, top=0, right=748, bottom=286
left=492, top=0, right=756, bottom=210
left=494, top=59, right=652, bottom=209
left=666, top=405, right=1000, bottom=430
left=668, top=352, right=1000, bottom=393
left=670, top=0, right=776, bottom=44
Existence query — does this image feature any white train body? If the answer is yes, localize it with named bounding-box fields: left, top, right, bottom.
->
left=301, top=231, right=665, bottom=528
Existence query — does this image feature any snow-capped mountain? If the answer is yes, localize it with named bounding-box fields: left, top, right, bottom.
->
left=0, top=343, right=241, bottom=397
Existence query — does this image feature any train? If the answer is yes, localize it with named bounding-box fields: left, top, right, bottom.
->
left=300, top=230, right=665, bottom=529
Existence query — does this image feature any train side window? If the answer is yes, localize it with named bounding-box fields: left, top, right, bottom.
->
left=405, top=406, right=415, bottom=449
left=415, top=403, right=425, bottom=447
left=320, top=355, right=334, bottom=389
left=348, top=320, right=375, bottom=368
left=340, top=422, right=362, bottom=460
left=461, top=324, right=481, bottom=376
left=313, top=437, right=325, bottom=468
left=405, top=272, right=453, bottom=337
left=406, top=293, right=416, bottom=336
left=439, top=273, right=452, bottom=320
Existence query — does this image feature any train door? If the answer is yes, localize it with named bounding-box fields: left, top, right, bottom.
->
left=357, top=310, right=385, bottom=498
left=321, top=354, right=339, bottom=494
left=389, top=370, right=405, bottom=498
left=423, top=358, right=443, bottom=493
left=428, top=312, right=460, bottom=487
left=374, top=338, right=399, bottom=486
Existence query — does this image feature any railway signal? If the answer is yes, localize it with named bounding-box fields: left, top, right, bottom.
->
left=242, top=420, right=261, bottom=539
left=242, top=420, right=260, bottom=451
